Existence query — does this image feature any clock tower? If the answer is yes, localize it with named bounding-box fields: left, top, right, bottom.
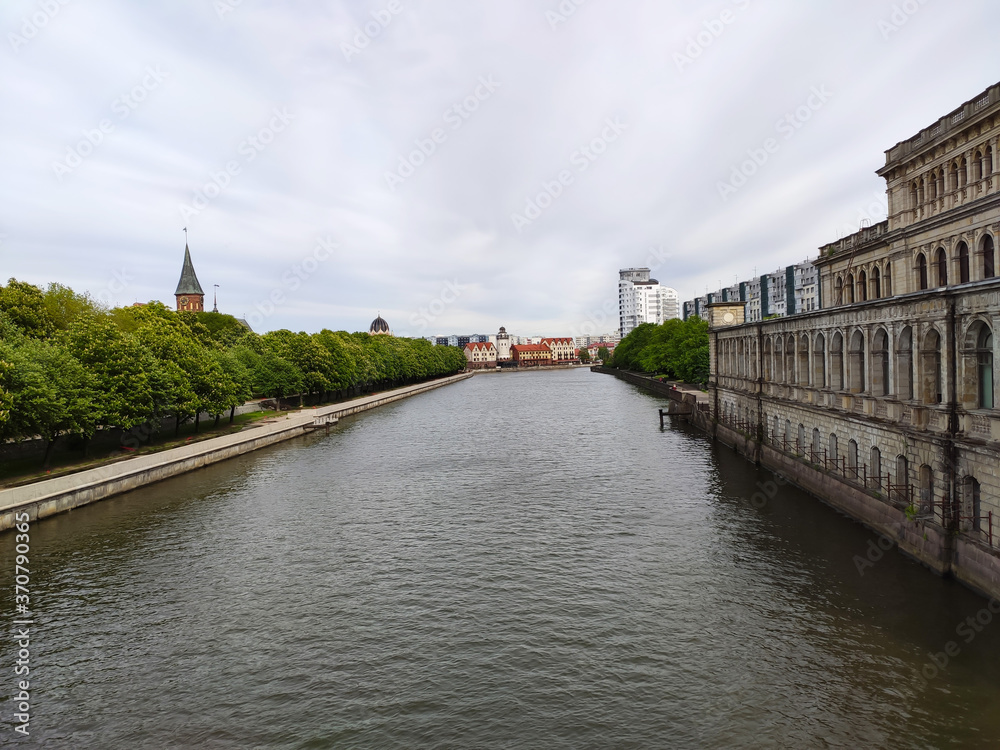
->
left=174, top=242, right=205, bottom=312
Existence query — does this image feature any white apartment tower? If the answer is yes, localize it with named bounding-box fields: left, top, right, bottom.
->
left=618, top=268, right=679, bottom=336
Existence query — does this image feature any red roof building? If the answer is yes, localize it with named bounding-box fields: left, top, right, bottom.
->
left=541, top=337, right=577, bottom=362
left=511, top=343, right=552, bottom=367
left=464, top=341, right=497, bottom=369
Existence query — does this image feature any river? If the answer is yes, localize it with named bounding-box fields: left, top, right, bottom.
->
left=4, top=368, right=1000, bottom=748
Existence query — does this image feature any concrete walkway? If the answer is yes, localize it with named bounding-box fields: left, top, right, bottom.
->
left=0, top=373, right=473, bottom=531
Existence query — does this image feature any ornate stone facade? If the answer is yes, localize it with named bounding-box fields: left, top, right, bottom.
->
left=707, top=81, right=1000, bottom=599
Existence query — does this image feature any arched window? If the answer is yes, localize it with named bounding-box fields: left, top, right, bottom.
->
left=785, top=335, right=795, bottom=384
left=958, top=242, right=970, bottom=284
left=797, top=424, right=805, bottom=455
left=835, top=276, right=844, bottom=304
left=763, top=338, right=773, bottom=381
left=963, top=476, right=982, bottom=532
left=960, top=157, right=968, bottom=188
left=982, top=235, right=995, bottom=279
left=895, top=455, right=909, bottom=503
left=858, top=269, right=868, bottom=302
left=872, top=266, right=881, bottom=299
left=829, top=434, right=839, bottom=465
left=775, top=337, right=784, bottom=382
left=784, top=419, right=791, bottom=447
left=917, top=253, right=928, bottom=290
left=936, top=247, right=948, bottom=286
left=987, top=145, right=995, bottom=178
left=884, top=262, right=892, bottom=296
left=950, top=162, right=959, bottom=192
left=896, top=326, right=914, bottom=400
left=813, top=333, right=826, bottom=388
left=831, top=332, right=844, bottom=391
left=978, top=325, right=994, bottom=409
left=846, top=273, right=855, bottom=303
left=872, top=328, right=890, bottom=396
left=849, top=330, right=866, bottom=393
left=773, top=415, right=780, bottom=445
left=922, top=329, right=943, bottom=404
left=870, top=446, right=882, bottom=489
left=919, top=464, right=934, bottom=514
left=812, top=427, right=821, bottom=455
left=910, top=182, right=919, bottom=212
left=848, top=439, right=859, bottom=477
left=798, top=334, right=810, bottom=386
left=974, top=151, right=984, bottom=182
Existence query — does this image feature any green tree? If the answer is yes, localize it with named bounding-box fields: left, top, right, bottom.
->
left=0, top=338, right=97, bottom=467
left=0, top=279, right=55, bottom=338
left=579, top=348, right=591, bottom=364
left=43, top=283, right=104, bottom=331
left=65, top=313, right=158, bottom=430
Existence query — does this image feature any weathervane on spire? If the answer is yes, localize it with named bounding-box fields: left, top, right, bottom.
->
left=213, top=284, right=219, bottom=313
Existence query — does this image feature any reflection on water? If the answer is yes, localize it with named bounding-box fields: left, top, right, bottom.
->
left=3, top=369, right=999, bottom=749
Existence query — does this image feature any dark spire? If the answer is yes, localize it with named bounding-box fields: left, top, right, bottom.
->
left=175, top=243, right=205, bottom=296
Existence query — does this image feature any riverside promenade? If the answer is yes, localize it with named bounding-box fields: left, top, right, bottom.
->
left=0, top=372, right=473, bottom=532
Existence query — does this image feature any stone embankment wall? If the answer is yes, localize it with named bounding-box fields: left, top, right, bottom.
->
left=0, top=373, right=473, bottom=532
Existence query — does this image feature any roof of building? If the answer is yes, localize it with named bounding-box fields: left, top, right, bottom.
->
left=512, top=343, right=551, bottom=353
left=369, top=314, right=390, bottom=334
left=541, top=337, right=573, bottom=344
left=175, top=244, right=205, bottom=296
left=465, top=341, right=496, bottom=351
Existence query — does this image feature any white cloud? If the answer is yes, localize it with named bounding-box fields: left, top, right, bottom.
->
left=1, top=0, right=998, bottom=335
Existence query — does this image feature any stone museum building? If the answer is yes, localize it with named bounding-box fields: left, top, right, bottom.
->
left=705, top=80, right=1000, bottom=599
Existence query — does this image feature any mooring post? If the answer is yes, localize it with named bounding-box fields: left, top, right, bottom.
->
left=659, top=408, right=665, bottom=429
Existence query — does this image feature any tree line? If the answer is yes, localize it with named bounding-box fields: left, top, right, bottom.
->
left=607, top=317, right=709, bottom=384
left=0, top=279, right=468, bottom=466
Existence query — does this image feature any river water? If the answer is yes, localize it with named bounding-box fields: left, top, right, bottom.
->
left=5, top=368, right=1000, bottom=749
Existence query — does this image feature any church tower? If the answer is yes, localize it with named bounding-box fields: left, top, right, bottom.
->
left=175, top=242, right=205, bottom=312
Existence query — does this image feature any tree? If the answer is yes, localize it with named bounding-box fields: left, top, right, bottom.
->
left=596, top=346, right=610, bottom=363
left=0, top=279, right=54, bottom=338
left=0, top=338, right=97, bottom=467
left=579, top=348, right=591, bottom=364
left=43, top=283, right=104, bottom=331
left=65, top=313, right=158, bottom=430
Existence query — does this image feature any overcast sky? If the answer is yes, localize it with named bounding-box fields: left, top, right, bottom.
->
left=2, top=0, right=998, bottom=338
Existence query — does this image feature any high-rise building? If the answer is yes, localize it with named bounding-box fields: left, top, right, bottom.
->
left=618, top=268, right=679, bottom=336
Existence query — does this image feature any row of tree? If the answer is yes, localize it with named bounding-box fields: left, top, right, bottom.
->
left=0, top=279, right=468, bottom=465
left=607, top=317, right=710, bottom=384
